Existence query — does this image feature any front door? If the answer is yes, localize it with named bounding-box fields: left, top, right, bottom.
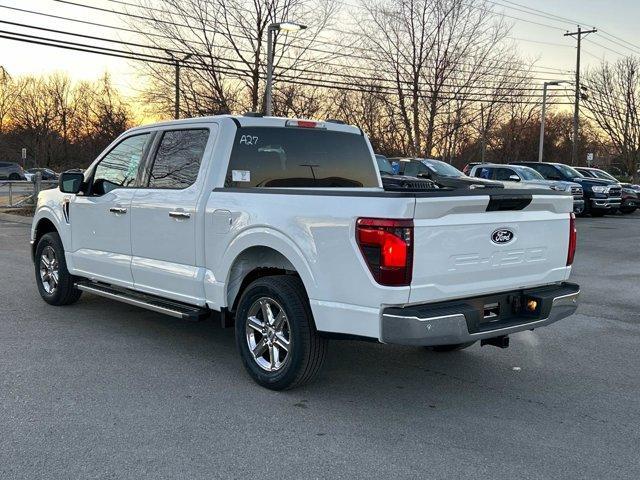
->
left=69, top=133, right=153, bottom=288
left=130, top=127, right=213, bottom=304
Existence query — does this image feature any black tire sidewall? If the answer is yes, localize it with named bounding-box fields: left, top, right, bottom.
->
left=235, top=278, right=311, bottom=390
left=34, top=232, right=73, bottom=305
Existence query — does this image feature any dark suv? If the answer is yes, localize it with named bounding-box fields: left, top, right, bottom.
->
left=575, top=166, right=638, bottom=214
left=0, top=162, right=26, bottom=180
left=513, top=162, right=621, bottom=216
left=394, top=158, right=503, bottom=189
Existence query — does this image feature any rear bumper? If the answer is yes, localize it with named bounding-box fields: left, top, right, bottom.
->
left=381, top=282, right=579, bottom=346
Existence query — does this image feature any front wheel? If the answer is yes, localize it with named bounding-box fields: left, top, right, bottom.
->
left=9, top=173, right=20, bottom=180
left=235, top=275, right=327, bottom=390
left=426, top=341, right=476, bottom=352
left=619, top=206, right=637, bottom=214
left=34, top=232, right=82, bottom=305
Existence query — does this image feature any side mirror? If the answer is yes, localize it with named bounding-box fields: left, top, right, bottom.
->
left=58, top=171, right=84, bottom=194
left=508, top=175, right=521, bottom=182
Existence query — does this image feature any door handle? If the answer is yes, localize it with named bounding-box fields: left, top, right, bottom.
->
left=109, top=207, right=127, bottom=215
left=169, top=211, right=191, bottom=219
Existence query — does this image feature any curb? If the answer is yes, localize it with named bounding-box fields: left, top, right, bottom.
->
left=0, top=212, right=33, bottom=225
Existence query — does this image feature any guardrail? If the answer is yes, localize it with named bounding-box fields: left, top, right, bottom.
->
left=0, top=176, right=58, bottom=208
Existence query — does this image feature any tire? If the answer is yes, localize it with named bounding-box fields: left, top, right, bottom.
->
left=620, top=206, right=637, bottom=214
left=426, top=341, right=476, bottom=352
left=9, top=173, right=20, bottom=180
left=34, top=232, right=82, bottom=306
left=591, top=209, right=606, bottom=217
left=235, top=275, right=327, bottom=390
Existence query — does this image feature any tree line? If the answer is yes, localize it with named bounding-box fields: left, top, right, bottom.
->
left=0, top=70, right=132, bottom=171
left=0, top=0, right=638, bottom=178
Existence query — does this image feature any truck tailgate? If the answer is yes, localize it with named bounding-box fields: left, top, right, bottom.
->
left=409, top=193, right=573, bottom=304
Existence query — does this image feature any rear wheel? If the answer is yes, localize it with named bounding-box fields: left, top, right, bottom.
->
left=426, top=341, right=476, bottom=352
left=34, top=232, right=82, bottom=306
left=9, top=173, right=20, bottom=180
left=235, top=275, right=327, bottom=390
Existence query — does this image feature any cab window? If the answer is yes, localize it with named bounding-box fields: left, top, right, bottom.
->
left=493, top=168, right=517, bottom=181
left=92, top=133, right=151, bottom=195
left=148, top=129, right=209, bottom=189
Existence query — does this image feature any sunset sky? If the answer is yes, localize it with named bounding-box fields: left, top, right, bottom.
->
left=1, top=0, right=639, bottom=104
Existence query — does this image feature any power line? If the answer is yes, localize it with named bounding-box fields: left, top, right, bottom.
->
left=0, top=19, right=575, bottom=96
left=0, top=29, right=572, bottom=105
left=50, top=0, right=573, bottom=77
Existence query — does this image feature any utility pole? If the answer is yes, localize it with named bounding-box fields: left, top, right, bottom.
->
left=565, top=26, right=597, bottom=165
left=165, top=51, right=192, bottom=120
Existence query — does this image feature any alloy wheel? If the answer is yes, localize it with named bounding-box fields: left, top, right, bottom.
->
left=245, top=297, right=291, bottom=372
left=39, top=245, right=59, bottom=295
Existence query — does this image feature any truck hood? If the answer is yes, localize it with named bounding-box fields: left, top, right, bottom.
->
left=572, top=177, right=618, bottom=187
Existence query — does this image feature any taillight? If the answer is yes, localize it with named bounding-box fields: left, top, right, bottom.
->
left=356, top=218, right=413, bottom=286
left=567, top=213, right=577, bottom=266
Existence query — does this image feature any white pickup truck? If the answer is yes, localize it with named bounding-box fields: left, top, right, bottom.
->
left=31, top=115, right=580, bottom=390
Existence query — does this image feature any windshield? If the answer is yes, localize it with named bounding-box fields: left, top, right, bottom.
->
left=555, top=164, right=583, bottom=179
left=516, top=166, right=545, bottom=181
left=593, top=169, right=617, bottom=181
left=375, top=155, right=394, bottom=175
left=421, top=159, right=463, bottom=177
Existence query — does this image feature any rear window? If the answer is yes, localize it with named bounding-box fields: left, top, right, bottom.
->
left=224, top=127, right=378, bottom=188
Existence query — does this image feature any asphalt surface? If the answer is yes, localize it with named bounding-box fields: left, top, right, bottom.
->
left=1, top=213, right=639, bottom=479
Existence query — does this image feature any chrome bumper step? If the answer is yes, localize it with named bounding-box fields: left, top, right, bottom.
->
left=75, top=281, right=210, bottom=321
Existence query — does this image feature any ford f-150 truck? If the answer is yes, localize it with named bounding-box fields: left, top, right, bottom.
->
left=31, top=115, right=580, bottom=390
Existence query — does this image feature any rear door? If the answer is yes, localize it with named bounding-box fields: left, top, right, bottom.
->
left=408, top=192, right=573, bottom=303
left=69, top=132, right=153, bottom=287
left=130, top=126, right=214, bottom=304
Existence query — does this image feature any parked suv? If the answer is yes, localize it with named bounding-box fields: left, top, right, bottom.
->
left=394, top=158, right=503, bottom=189
left=0, top=162, right=26, bottom=180
left=470, top=163, right=585, bottom=214
left=513, top=162, right=621, bottom=217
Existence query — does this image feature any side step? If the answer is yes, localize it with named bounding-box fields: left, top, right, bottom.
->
left=75, top=281, right=210, bottom=321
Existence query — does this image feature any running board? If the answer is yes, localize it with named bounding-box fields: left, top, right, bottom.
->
left=75, top=281, right=210, bottom=321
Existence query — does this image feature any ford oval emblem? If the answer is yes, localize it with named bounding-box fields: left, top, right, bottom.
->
left=491, top=228, right=514, bottom=245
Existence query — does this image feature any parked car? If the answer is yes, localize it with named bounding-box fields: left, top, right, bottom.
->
left=513, top=162, right=621, bottom=217
left=31, top=115, right=579, bottom=390
left=462, top=162, right=480, bottom=175
left=575, top=166, right=639, bottom=214
left=470, top=163, right=585, bottom=214
left=0, top=162, right=26, bottom=180
left=394, top=158, right=504, bottom=189
left=26, top=168, right=59, bottom=181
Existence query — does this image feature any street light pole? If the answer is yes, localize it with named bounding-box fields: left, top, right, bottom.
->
left=165, top=51, right=192, bottom=119
left=265, top=21, right=307, bottom=116
left=538, top=81, right=562, bottom=162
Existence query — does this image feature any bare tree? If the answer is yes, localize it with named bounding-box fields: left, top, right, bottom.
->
left=357, top=0, right=511, bottom=157
left=584, top=57, right=640, bottom=180
left=129, top=0, right=337, bottom=118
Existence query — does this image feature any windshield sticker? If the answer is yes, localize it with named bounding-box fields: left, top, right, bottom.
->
left=232, top=170, right=251, bottom=182
left=239, top=135, right=259, bottom=146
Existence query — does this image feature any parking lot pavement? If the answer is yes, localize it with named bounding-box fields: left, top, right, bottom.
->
left=1, top=214, right=639, bottom=480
